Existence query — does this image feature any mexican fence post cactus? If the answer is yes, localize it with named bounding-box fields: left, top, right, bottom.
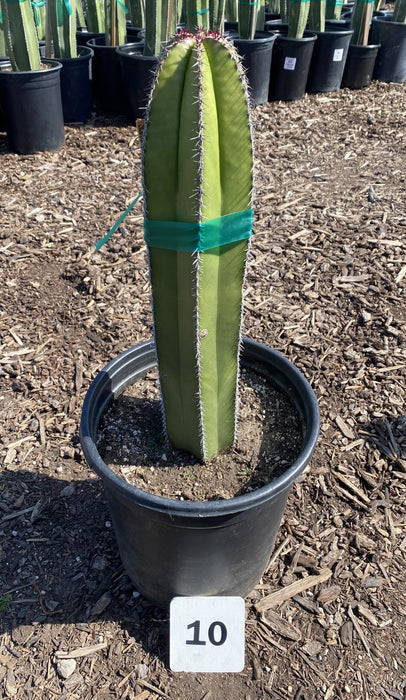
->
left=105, top=0, right=127, bottom=46
left=238, top=0, right=258, bottom=39
left=393, top=0, right=406, bottom=23
left=308, top=0, right=326, bottom=31
left=143, top=31, right=254, bottom=461
left=184, top=0, right=210, bottom=32
left=288, top=0, right=310, bottom=37
left=144, top=0, right=176, bottom=56
left=0, top=0, right=41, bottom=69
left=351, top=0, right=374, bottom=44
left=48, top=0, right=77, bottom=58
left=83, top=0, right=105, bottom=33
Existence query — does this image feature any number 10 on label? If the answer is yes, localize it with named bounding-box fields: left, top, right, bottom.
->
left=170, top=597, right=245, bottom=672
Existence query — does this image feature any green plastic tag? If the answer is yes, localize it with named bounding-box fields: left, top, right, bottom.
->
left=144, top=209, right=253, bottom=252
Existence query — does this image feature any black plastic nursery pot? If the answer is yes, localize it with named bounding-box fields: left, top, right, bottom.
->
left=234, top=32, right=277, bottom=105
left=76, top=29, right=104, bottom=47
left=306, top=29, right=353, bottom=93
left=268, top=30, right=317, bottom=101
left=116, top=45, right=159, bottom=121
left=0, top=59, right=64, bottom=154
left=47, top=46, right=94, bottom=123
left=87, top=36, right=127, bottom=113
left=371, top=14, right=406, bottom=83
left=80, top=338, right=320, bottom=608
left=341, top=43, right=380, bottom=89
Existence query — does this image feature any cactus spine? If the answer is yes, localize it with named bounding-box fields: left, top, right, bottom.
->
left=49, top=0, right=77, bottom=58
left=143, top=32, right=253, bottom=462
left=0, top=0, right=41, bottom=70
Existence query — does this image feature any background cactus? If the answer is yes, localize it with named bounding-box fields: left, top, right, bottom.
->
left=127, top=0, right=145, bottom=27
left=0, top=0, right=41, bottom=69
left=184, top=0, right=210, bottom=31
left=0, top=10, right=6, bottom=55
left=83, top=0, right=105, bottom=33
left=143, top=32, right=253, bottom=461
left=238, top=0, right=258, bottom=39
left=48, top=0, right=77, bottom=58
left=393, top=0, right=406, bottom=22
left=288, top=0, right=310, bottom=37
left=325, top=0, right=342, bottom=19
left=105, top=0, right=127, bottom=46
left=350, top=0, right=374, bottom=43
left=308, top=0, right=326, bottom=31
left=144, top=0, right=176, bottom=56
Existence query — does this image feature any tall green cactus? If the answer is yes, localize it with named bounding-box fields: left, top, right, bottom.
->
left=48, top=0, right=77, bottom=58
left=393, top=0, right=406, bottom=22
left=31, top=0, right=47, bottom=41
left=105, top=0, right=127, bottom=46
left=325, top=0, right=342, bottom=19
left=225, top=0, right=238, bottom=21
left=0, top=9, right=6, bottom=55
left=308, top=0, right=325, bottom=31
left=238, top=0, right=257, bottom=38
left=210, top=0, right=226, bottom=30
left=144, top=0, right=176, bottom=56
left=83, top=0, right=105, bottom=32
left=185, top=0, right=210, bottom=31
left=0, top=0, right=41, bottom=69
left=288, top=0, right=310, bottom=37
left=127, top=0, right=145, bottom=27
left=350, top=0, right=374, bottom=43
left=143, top=31, right=254, bottom=462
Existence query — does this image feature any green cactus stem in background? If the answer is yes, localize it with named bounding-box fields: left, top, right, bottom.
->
left=225, top=0, right=238, bottom=21
left=350, top=0, right=374, bottom=43
left=288, top=0, right=310, bottom=37
left=144, top=0, right=176, bottom=56
left=0, top=0, right=41, bottom=69
left=105, top=0, right=127, bottom=46
left=127, top=0, right=144, bottom=27
left=185, top=0, right=210, bottom=31
left=76, top=0, right=86, bottom=27
left=325, top=0, right=342, bottom=19
left=83, top=0, right=105, bottom=32
left=210, top=0, right=226, bottom=30
left=238, top=0, right=258, bottom=39
left=393, top=0, right=406, bottom=22
left=31, top=0, right=46, bottom=41
left=143, top=31, right=254, bottom=461
left=0, top=9, right=7, bottom=55
left=48, top=0, right=77, bottom=58
left=308, top=0, right=325, bottom=31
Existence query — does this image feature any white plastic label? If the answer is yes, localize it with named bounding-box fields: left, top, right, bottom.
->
left=284, top=56, right=297, bottom=71
left=169, top=597, right=245, bottom=673
left=333, top=48, right=344, bottom=62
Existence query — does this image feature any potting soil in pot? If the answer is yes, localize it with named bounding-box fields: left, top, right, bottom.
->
left=96, top=366, right=304, bottom=501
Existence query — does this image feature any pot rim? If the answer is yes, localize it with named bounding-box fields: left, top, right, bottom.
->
left=80, top=337, right=320, bottom=517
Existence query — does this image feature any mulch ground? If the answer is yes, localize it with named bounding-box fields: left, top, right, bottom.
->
left=0, top=76, right=405, bottom=700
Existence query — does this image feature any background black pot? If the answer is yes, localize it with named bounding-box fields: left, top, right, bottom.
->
left=87, top=36, right=127, bottom=113
left=76, top=29, right=104, bottom=47
left=268, top=30, right=317, bottom=101
left=307, top=29, right=353, bottom=92
left=234, top=32, right=277, bottom=105
left=371, top=14, right=406, bottom=83
left=0, top=59, right=64, bottom=154
left=80, top=338, right=320, bottom=608
left=341, top=43, right=380, bottom=89
left=45, top=46, right=94, bottom=123
left=116, top=45, right=159, bottom=120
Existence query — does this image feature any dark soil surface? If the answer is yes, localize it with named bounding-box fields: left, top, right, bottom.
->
left=1, top=76, right=406, bottom=700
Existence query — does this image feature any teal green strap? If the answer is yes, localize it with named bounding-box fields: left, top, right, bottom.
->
left=117, top=0, right=129, bottom=13
left=63, top=0, right=72, bottom=15
left=188, top=7, right=210, bottom=13
left=95, top=193, right=142, bottom=250
left=144, top=209, right=253, bottom=252
left=31, top=0, right=45, bottom=24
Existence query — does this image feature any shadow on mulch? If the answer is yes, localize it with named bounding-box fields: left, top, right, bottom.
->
left=0, top=469, right=170, bottom=663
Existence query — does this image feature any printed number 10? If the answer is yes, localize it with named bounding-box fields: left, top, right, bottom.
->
left=186, top=620, right=227, bottom=647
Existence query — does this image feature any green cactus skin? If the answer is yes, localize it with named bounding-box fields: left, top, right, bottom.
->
left=49, top=0, right=77, bottom=59
left=143, top=32, right=253, bottom=462
left=210, top=0, right=226, bottom=31
left=393, top=0, right=406, bottom=23
left=105, top=0, right=126, bottom=46
left=144, top=0, right=176, bottom=56
left=76, top=0, right=86, bottom=27
left=238, top=0, right=257, bottom=39
left=308, top=0, right=325, bottom=31
left=127, top=0, right=145, bottom=27
left=350, top=0, right=374, bottom=44
left=185, top=0, right=210, bottom=32
left=83, top=0, right=105, bottom=33
left=0, top=0, right=41, bottom=70
left=288, top=0, right=310, bottom=38
left=325, top=0, right=341, bottom=19
left=0, top=11, right=6, bottom=55
left=225, top=0, right=238, bottom=22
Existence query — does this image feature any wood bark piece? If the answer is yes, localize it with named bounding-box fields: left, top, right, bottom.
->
left=54, top=642, right=108, bottom=659
left=255, top=569, right=332, bottom=612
